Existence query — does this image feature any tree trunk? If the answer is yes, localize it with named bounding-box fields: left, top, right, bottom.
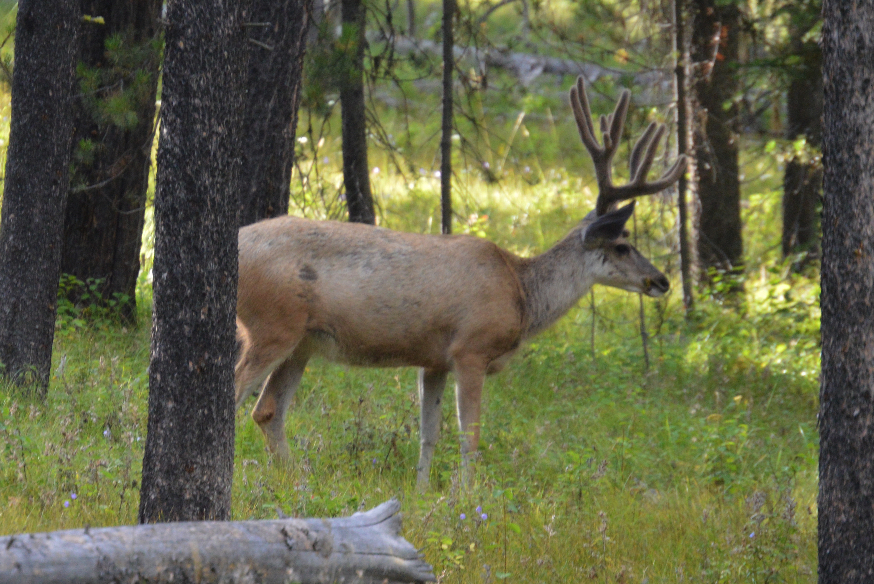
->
left=0, top=500, right=434, bottom=584
left=689, top=0, right=743, bottom=276
left=0, top=0, right=79, bottom=393
left=138, top=0, right=250, bottom=524
left=819, top=3, right=874, bottom=582
left=781, top=24, right=822, bottom=259
left=440, top=0, right=455, bottom=234
left=782, top=158, right=821, bottom=257
left=62, top=0, right=162, bottom=322
left=340, top=0, right=375, bottom=224
left=238, top=0, right=312, bottom=227
left=673, top=0, right=694, bottom=310
left=407, top=0, right=416, bottom=36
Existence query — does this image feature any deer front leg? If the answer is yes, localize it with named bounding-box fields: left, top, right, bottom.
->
left=417, top=368, right=448, bottom=490
left=252, top=349, right=310, bottom=461
left=453, top=359, right=487, bottom=484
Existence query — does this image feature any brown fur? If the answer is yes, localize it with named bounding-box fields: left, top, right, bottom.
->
left=235, top=78, right=684, bottom=488
left=235, top=211, right=668, bottom=487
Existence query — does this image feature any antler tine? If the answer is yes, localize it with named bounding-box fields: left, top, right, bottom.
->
left=629, top=122, right=659, bottom=179
left=641, top=155, right=688, bottom=194
left=597, top=155, right=689, bottom=214
left=570, top=76, right=686, bottom=216
left=629, top=123, right=667, bottom=184
left=599, top=115, right=611, bottom=150
left=607, top=90, right=630, bottom=153
left=570, top=78, right=600, bottom=155
left=571, top=77, right=636, bottom=217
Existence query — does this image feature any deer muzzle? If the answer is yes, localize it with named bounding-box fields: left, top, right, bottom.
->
left=644, top=275, right=670, bottom=297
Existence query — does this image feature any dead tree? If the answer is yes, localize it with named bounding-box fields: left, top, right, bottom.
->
left=0, top=500, right=434, bottom=584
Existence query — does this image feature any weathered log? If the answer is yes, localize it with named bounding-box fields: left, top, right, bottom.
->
left=386, top=36, right=671, bottom=93
left=0, top=500, right=434, bottom=584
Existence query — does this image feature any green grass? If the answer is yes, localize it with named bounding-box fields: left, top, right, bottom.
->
left=0, top=159, right=818, bottom=582
left=0, top=15, right=819, bottom=577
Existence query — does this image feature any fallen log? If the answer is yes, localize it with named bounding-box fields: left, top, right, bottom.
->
left=386, top=36, right=671, bottom=94
left=0, top=499, right=434, bottom=584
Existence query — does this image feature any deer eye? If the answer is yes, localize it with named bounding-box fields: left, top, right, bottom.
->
left=615, top=243, right=631, bottom=256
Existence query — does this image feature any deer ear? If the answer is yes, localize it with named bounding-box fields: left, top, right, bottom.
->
left=583, top=202, right=635, bottom=243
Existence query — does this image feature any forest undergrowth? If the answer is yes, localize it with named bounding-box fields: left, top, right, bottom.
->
left=0, top=5, right=820, bottom=575
left=0, top=157, right=819, bottom=582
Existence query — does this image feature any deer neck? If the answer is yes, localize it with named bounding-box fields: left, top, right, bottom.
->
left=519, top=227, right=598, bottom=338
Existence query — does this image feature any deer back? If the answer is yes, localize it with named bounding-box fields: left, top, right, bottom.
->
left=237, top=216, right=527, bottom=371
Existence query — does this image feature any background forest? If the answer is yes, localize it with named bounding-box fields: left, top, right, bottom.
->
left=0, top=0, right=821, bottom=582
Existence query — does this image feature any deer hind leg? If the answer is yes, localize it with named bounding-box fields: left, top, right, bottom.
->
left=235, top=333, right=291, bottom=410
left=234, top=316, right=307, bottom=451
left=453, top=357, right=487, bottom=484
left=251, top=347, right=311, bottom=461
left=417, top=368, right=448, bottom=490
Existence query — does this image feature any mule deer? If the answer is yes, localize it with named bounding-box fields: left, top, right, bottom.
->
left=235, top=77, right=686, bottom=487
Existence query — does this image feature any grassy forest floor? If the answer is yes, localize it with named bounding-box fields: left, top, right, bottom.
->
left=0, top=4, right=820, bottom=579
left=0, top=161, right=819, bottom=582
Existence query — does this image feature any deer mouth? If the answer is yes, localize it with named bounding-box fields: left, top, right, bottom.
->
left=643, top=275, right=670, bottom=297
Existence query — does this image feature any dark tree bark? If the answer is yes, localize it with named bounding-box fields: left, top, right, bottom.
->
left=62, top=0, right=162, bottom=322
left=819, top=3, right=874, bottom=582
left=781, top=10, right=822, bottom=259
left=689, top=0, right=743, bottom=275
left=340, top=0, right=375, bottom=224
left=440, top=0, right=455, bottom=234
left=0, top=0, right=79, bottom=393
left=238, top=0, right=312, bottom=227
left=138, top=0, right=250, bottom=523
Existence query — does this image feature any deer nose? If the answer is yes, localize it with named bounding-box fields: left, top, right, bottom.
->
left=644, top=275, right=670, bottom=295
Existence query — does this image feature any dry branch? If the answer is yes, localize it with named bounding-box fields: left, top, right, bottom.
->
left=0, top=499, right=434, bottom=584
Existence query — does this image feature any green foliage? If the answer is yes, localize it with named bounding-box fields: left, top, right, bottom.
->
left=300, top=19, right=365, bottom=116
left=76, top=33, right=162, bottom=132
left=71, top=32, right=162, bottom=190
left=0, top=1, right=16, bottom=87
left=57, top=275, right=133, bottom=332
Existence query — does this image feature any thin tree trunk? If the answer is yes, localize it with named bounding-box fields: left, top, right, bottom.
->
left=782, top=159, right=821, bottom=257
left=689, top=0, right=743, bottom=277
left=0, top=0, right=79, bottom=393
left=673, top=0, right=694, bottom=311
left=138, top=0, right=250, bottom=523
left=440, top=0, right=455, bottom=234
left=1, top=501, right=434, bottom=584
left=340, top=0, right=375, bottom=224
left=238, top=0, right=312, bottom=227
left=781, top=28, right=822, bottom=260
left=406, top=0, right=416, bottom=36
left=62, top=0, right=162, bottom=322
left=819, top=3, right=874, bottom=582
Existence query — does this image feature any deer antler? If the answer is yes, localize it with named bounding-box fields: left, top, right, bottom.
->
left=570, top=76, right=687, bottom=216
